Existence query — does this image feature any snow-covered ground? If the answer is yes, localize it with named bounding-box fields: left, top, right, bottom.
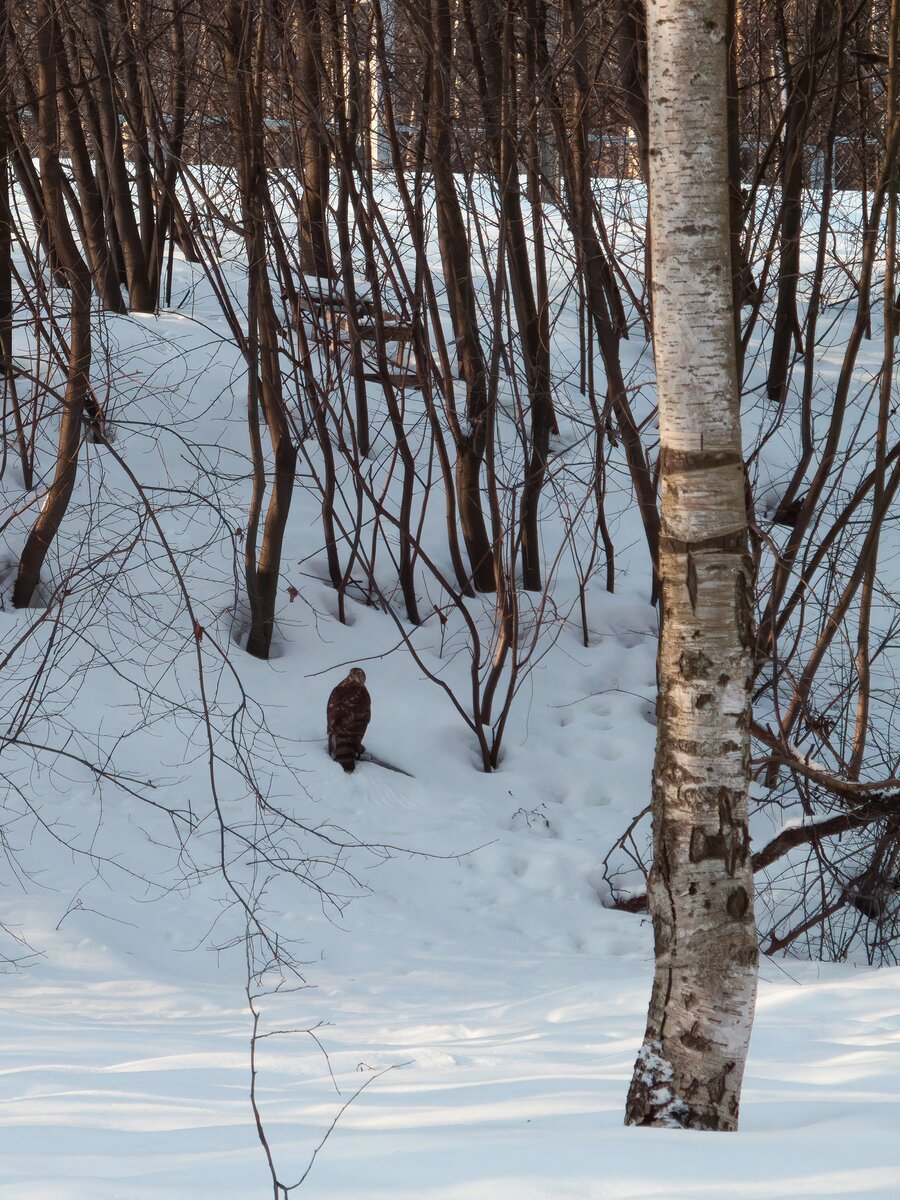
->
left=1, top=184, right=899, bottom=1199
left=3, top=748, right=900, bottom=1200
left=4, top=892, right=900, bottom=1199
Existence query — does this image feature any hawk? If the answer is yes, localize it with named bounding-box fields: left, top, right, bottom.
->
left=327, top=667, right=371, bottom=772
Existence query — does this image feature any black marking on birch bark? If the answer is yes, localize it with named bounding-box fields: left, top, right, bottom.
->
left=673, top=222, right=718, bottom=239
left=651, top=777, right=679, bottom=1045
left=679, top=648, right=713, bottom=680
left=686, top=551, right=699, bottom=612
left=683, top=784, right=742, bottom=807
left=652, top=907, right=672, bottom=955
left=735, top=942, right=758, bottom=966
left=660, top=757, right=706, bottom=786
left=668, top=737, right=706, bottom=756
left=722, top=817, right=751, bottom=873
left=661, top=530, right=745, bottom=555
left=688, top=805, right=749, bottom=875
left=660, top=448, right=742, bottom=474
left=735, top=564, right=755, bottom=646
left=681, top=1022, right=713, bottom=1053
left=717, top=791, right=751, bottom=875
left=689, top=826, right=706, bottom=862
left=689, top=825, right=725, bottom=862
left=726, top=886, right=750, bottom=919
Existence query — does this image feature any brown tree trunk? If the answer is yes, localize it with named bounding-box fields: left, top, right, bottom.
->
left=294, top=0, right=332, bottom=279
left=113, top=0, right=156, bottom=267
left=617, top=0, right=649, bottom=179
left=54, top=8, right=125, bottom=312
left=149, top=0, right=192, bottom=302
left=0, top=0, right=30, bottom=487
left=465, top=0, right=555, bottom=592
left=429, top=0, right=494, bottom=592
left=767, top=0, right=836, bottom=405
left=13, top=0, right=92, bottom=608
left=85, top=0, right=156, bottom=312
left=223, top=0, right=297, bottom=661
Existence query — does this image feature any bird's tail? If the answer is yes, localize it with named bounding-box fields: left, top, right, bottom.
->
left=330, top=735, right=358, bottom=773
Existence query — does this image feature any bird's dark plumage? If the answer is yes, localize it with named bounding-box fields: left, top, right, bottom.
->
left=327, top=667, right=371, bottom=772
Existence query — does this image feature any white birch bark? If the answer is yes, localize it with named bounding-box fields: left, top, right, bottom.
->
left=624, top=0, right=758, bottom=1131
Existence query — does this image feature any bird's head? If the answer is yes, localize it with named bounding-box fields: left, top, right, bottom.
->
left=348, top=667, right=367, bottom=684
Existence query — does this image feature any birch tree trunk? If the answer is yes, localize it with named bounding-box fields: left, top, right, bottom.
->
left=624, top=0, right=758, bottom=1132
